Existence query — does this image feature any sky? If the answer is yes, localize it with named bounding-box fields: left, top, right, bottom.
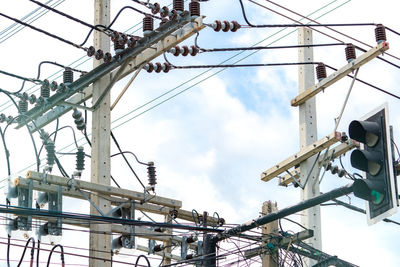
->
left=0, top=0, right=400, bottom=266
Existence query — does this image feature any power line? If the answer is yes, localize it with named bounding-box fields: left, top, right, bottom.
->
left=0, top=12, right=87, bottom=51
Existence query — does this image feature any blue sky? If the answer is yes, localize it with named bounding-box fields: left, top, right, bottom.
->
left=0, top=0, right=400, bottom=266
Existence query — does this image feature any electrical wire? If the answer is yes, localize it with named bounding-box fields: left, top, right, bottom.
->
left=135, top=254, right=151, bottom=267
left=46, top=244, right=65, bottom=267
left=0, top=12, right=87, bottom=51
left=169, top=61, right=321, bottom=70
left=17, top=237, right=35, bottom=267
left=238, top=0, right=375, bottom=28
left=0, top=68, right=41, bottom=84
left=111, top=131, right=147, bottom=189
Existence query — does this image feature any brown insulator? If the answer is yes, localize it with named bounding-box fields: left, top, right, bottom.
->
left=338, top=169, right=346, bottom=178
left=114, top=39, right=125, bottom=52
left=151, top=3, right=160, bottom=14
left=231, top=21, right=240, bottom=32
left=87, top=46, right=95, bottom=57
left=143, top=15, right=154, bottom=33
left=222, top=20, right=230, bottom=32
left=146, top=62, right=154, bottom=73
left=160, top=17, right=169, bottom=26
left=214, top=20, right=222, bottom=32
left=127, top=37, right=138, bottom=48
left=155, top=62, right=162, bottom=73
left=18, top=100, right=28, bottom=113
left=185, top=254, right=193, bottom=260
left=169, top=9, right=178, bottom=20
left=154, top=244, right=163, bottom=252
left=181, top=45, right=189, bottom=56
left=190, top=45, right=198, bottom=56
left=331, top=165, right=339, bottom=175
left=316, top=63, right=327, bottom=81
left=95, top=49, right=104, bottom=60
left=218, top=218, right=225, bottom=226
left=172, top=45, right=181, bottom=56
left=375, top=24, right=386, bottom=43
left=163, top=62, right=171, bottom=73
left=189, top=0, right=200, bottom=17
left=160, top=6, right=169, bottom=18
left=187, top=235, right=197, bottom=243
left=103, top=52, right=112, bottom=63
left=173, top=0, right=184, bottom=12
left=325, top=162, right=332, bottom=171
left=50, top=81, right=58, bottom=92
left=345, top=44, right=356, bottom=62
left=111, top=31, right=120, bottom=42
left=41, top=83, right=50, bottom=98
left=63, top=67, right=73, bottom=84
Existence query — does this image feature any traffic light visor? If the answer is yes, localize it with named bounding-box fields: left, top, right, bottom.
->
left=349, top=120, right=380, bottom=147
left=350, top=149, right=382, bottom=175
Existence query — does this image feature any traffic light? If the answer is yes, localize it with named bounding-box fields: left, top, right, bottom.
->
left=349, top=104, right=398, bottom=224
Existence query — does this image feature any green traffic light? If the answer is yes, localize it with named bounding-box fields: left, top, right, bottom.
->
left=371, top=190, right=384, bottom=205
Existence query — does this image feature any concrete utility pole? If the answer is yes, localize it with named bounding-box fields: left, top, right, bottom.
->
left=261, top=201, right=279, bottom=267
left=89, top=0, right=112, bottom=266
left=298, top=27, right=321, bottom=266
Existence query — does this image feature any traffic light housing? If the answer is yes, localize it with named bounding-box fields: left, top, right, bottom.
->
left=349, top=104, right=398, bottom=224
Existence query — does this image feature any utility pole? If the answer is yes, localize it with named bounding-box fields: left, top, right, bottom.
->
left=298, top=27, right=321, bottom=266
left=261, top=201, right=278, bottom=267
left=89, top=0, right=112, bottom=266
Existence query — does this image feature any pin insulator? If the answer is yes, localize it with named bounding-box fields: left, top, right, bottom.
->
left=127, top=37, right=138, bottom=48
left=46, top=141, right=56, bottom=168
left=111, top=31, right=120, bottom=42
left=18, top=100, right=28, bottom=113
left=345, top=44, right=356, bottom=62
left=213, top=20, right=222, bottom=32
left=375, top=24, right=386, bottom=43
left=187, top=235, right=197, bottom=243
left=114, top=39, right=125, bottom=53
left=151, top=3, right=160, bottom=14
left=170, top=209, right=178, bottom=219
left=189, top=0, right=200, bottom=17
left=173, top=0, right=184, bottom=12
left=36, top=96, right=45, bottom=106
left=325, top=162, right=332, bottom=171
left=95, top=49, right=104, bottom=60
left=171, top=45, right=181, bottom=56
left=222, top=20, right=230, bottom=32
left=145, top=62, right=154, bottom=73
left=160, top=6, right=169, bottom=18
left=76, top=147, right=85, bottom=172
left=28, top=94, right=37, bottom=105
left=0, top=114, right=6, bottom=123
left=57, top=83, right=66, bottom=93
left=143, top=15, right=154, bottom=34
left=42, top=79, right=50, bottom=88
left=21, top=92, right=29, bottom=101
left=87, top=46, right=96, bottom=57
left=63, top=67, right=74, bottom=84
left=103, top=52, right=112, bottom=63
left=148, top=161, right=157, bottom=186
left=202, top=211, right=208, bottom=226
left=50, top=81, right=58, bottom=91
left=190, top=45, right=198, bottom=56
left=181, top=45, right=189, bottom=56
left=231, top=21, right=240, bottom=32
left=331, top=165, right=339, bottom=175
left=160, top=17, right=169, bottom=26
left=316, top=63, right=327, bottom=82
left=185, top=254, right=193, bottom=260
left=72, top=108, right=86, bottom=131
left=154, top=62, right=162, bottom=73
left=169, top=9, right=178, bottom=20
left=41, top=83, right=50, bottom=98
left=163, top=62, right=171, bottom=73
left=218, top=217, right=225, bottom=226
left=154, top=244, right=163, bottom=252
